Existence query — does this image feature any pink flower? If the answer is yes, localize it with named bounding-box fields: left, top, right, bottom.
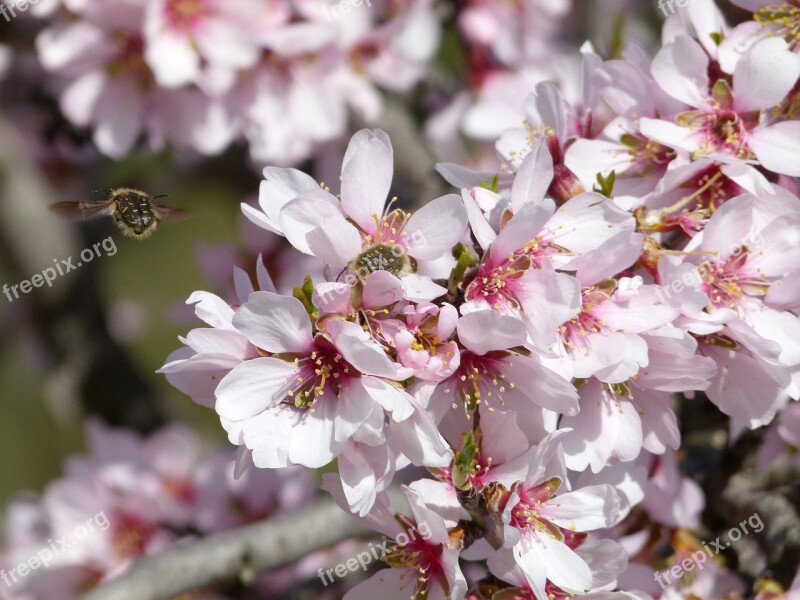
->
left=498, top=432, right=622, bottom=600
left=142, top=0, right=286, bottom=90
left=215, top=291, right=414, bottom=468
left=35, top=0, right=237, bottom=158
left=640, top=35, right=800, bottom=176
left=431, top=310, right=578, bottom=443
left=247, top=129, right=467, bottom=301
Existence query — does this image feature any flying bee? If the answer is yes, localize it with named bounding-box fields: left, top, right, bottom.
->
left=51, top=188, right=187, bottom=240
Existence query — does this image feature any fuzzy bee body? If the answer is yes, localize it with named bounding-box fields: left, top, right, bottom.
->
left=51, top=188, right=184, bottom=240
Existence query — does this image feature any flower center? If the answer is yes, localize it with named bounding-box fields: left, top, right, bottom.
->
left=755, top=3, right=800, bottom=48
left=559, top=285, right=613, bottom=352
left=688, top=109, right=751, bottom=159
left=166, top=0, right=210, bottom=30
left=466, top=255, right=531, bottom=311
left=444, top=350, right=514, bottom=411
left=282, top=337, right=357, bottom=408
left=107, top=33, right=151, bottom=87
left=700, top=251, right=769, bottom=311
left=111, top=512, right=156, bottom=559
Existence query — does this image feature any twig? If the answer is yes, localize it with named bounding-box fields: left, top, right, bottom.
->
left=79, top=496, right=374, bottom=600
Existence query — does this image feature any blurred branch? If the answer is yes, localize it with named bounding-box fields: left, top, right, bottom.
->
left=0, top=115, right=164, bottom=431
left=79, top=495, right=375, bottom=600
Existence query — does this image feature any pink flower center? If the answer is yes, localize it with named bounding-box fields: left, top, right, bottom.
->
left=165, top=0, right=210, bottom=31
left=384, top=536, right=445, bottom=597
left=509, top=478, right=563, bottom=539
left=755, top=3, right=800, bottom=49
left=559, top=285, right=611, bottom=352
left=282, top=337, right=358, bottom=408
left=111, top=512, right=156, bottom=559
left=700, top=251, right=769, bottom=311
left=443, top=350, right=514, bottom=411
left=680, top=108, right=752, bottom=159
left=107, top=33, right=151, bottom=87
left=466, top=255, right=531, bottom=311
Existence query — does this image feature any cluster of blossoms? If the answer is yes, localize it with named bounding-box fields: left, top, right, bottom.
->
left=160, top=1, right=800, bottom=597
left=0, top=421, right=324, bottom=599
left=27, top=0, right=439, bottom=162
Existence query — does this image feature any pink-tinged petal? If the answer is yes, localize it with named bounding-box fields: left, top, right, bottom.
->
left=733, top=37, right=800, bottom=112
left=160, top=349, right=241, bottom=408
left=233, top=292, right=313, bottom=353
left=531, top=82, right=568, bottom=143
left=638, top=117, right=700, bottom=153
left=343, top=568, right=415, bottom=600
left=215, top=358, right=297, bottom=421
left=650, top=35, right=709, bottom=108
left=389, top=401, right=452, bottom=467
left=436, top=304, right=459, bottom=340
left=579, top=538, right=630, bottom=589
left=256, top=255, right=276, bottom=293
left=60, top=71, right=105, bottom=127
left=548, top=193, right=636, bottom=257
left=288, top=398, right=342, bottom=467
left=144, top=32, right=200, bottom=88
left=406, top=194, right=468, bottom=261
left=516, top=534, right=593, bottom=596
left=457, top=311, right=527, bottom=355
left=233, top=266, right=254, bottom=304
left=255, top=166, right=321, bottom=234
left=325, top=319, right=400, bottom=379
left=194, top=19, right=259, bottom=70
left=278, top=190, right=347, bottom=256
left=187, top=291, right=235, bottom=329
left=748, top=308, right=800, bottom=366
left=750, top=122, right=800, bottom=177
left=545, top=485, right=620, bottom=531
left=363, top=271, right=404, bottom=308
left=362, top=377, right=414, bottom=421
left=400, top=274, right=447, bottom=302
left=519, top=265, right=581, bottom=353
left=462, top=188, right=497, bottom=251
left=510, top=141, right=554, bottom=212
left=242, top=406, right=298, bottom=468
left=504, top=356, right=579, bottom=415
left=341, top=129, right=393, bottom=233
left=280, top=194, right=362, bottom=267
left=493, top=200, right=555, bottom=259
left=93, top=78, right=144, bottom=158
left=565, top=139, right=634, bottom=190
left=36, top=22, right=111, bottom=71
left=561, top=380, right=643, bottom=472
left=639, top=389, right=681, bottom=454
left=338, top=442, right=392, bottom=517
left=569, top=231, right=643, bottom=286
left=313, top=282, right=351, bottom=315
left=322, top=473, right=405, bottom=539
left=333, top=380, right=374, bottom=443
left=704, top=344, right=787, bottom=428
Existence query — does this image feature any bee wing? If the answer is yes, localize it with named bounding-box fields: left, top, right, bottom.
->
left=50, top=200, right=114, bottom=221
left=152, top=204, right=191, bottom=223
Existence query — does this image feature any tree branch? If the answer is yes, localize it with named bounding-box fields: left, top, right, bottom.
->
left=79, top=496, right=374, bottom=600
